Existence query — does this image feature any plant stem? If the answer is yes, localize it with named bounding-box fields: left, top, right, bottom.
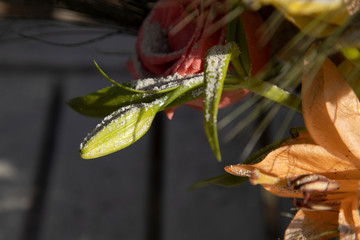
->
left=225, top=76, right=302, bottom=112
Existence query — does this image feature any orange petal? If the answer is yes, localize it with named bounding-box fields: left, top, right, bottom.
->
left=224, top=165, right=300, bottom=198
left=224, top=131, right=314, bottom=178
left=240, top=11, right=270, bottom=75
left=225, top=128, right=360, bottom=198
left=336, top=180, right=360, bottom=195
left=302, top=56, right=360, bottom=168
left=225, top=141, right=359, bottom=198
left=285, top=209, right=338, bottom=240
left=338, top=195, right=360, bottom=239
left=253, top=143, right=357, bottom=179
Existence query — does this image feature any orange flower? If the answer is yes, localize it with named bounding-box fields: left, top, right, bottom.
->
left=225, top=55, right=360, bottom=239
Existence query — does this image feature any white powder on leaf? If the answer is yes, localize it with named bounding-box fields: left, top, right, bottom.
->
left=131, top=72, right=204, bottom=92
left=203, top=44, right=234, bottom=122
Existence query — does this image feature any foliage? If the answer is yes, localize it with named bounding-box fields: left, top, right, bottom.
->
left=68, top=0, right=360, bottom=238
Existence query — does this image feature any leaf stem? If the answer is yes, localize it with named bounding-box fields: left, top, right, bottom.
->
left=226, top=76, right=302, bottom=112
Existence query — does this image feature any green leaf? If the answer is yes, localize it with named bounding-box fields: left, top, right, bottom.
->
left=79, top=73, right=205, bottom=159
left=188, top=173, right=248, bottom=190
left=94, top=60, right=181, bottom=94
left=80, top=99, right=165, bottom=159
left=225, top=75, right=302, bottom=112
left=226, top=7, right=251, bottom=77
left=161, top=73, right=204, bottom=108
left=203, top=42, right=240, bottom=162
left=68, top=74, right=243, bottom=119
left=75, top=65, right=263, bottom=159
left=163, top=85, right=204, bottom=109
left=68, top=73, right=205, bottom=118
left=67, top=86, right=165, bottom=118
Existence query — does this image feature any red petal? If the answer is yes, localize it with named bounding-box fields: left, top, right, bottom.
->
left=240, top=11, right=270, bottom=75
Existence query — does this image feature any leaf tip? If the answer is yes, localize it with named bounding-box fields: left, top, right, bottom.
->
left=216, top=152, right=222, bottom=162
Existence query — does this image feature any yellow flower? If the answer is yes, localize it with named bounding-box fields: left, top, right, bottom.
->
left=225, top=55, right=360, bottom=239
left=248, top=0, right=359, bottom=37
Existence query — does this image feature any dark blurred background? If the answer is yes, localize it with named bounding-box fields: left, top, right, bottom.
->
left=0, top=1, right=303, bottom=239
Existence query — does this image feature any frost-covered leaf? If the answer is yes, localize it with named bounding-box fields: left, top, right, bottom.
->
left=80, top=100, right=164, bottom=159
left=161, top=73, right=204, bottom=108
left=79, top=73, right=205, bottom=159
left=203, top=42, right=240, bottom=162
left=67, top=86, right=165, bottom=118
left=189, top=173, right=248, bottom=190
left=68, top=73, right=204, bottom=118
left=94, top=60, right=182, bottom=94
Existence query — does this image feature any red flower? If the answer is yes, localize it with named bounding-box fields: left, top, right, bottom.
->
left=127, top=0, right=269, bottom=119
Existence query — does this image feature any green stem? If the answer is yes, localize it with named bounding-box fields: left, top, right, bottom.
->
left=231, top=57, right=248, bottom=79
left=161, top=76, right=204, bottom=110
left=226, top=76, right=302, bottom=112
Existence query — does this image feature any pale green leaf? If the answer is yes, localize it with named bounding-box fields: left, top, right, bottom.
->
left=80, top=100, right=164, bottom=159
left=226, top=75, right=302, bottom=112
left=79, top=73, right=205, bottom=158
left=94, top=60, right=181, bottom=94
left=67, top=86, right=165, bottom=118
left=68, top=73, right=205, bottom=118
left=203, top=42, right=239, bottom=162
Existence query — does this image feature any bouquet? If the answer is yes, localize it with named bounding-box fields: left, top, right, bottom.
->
left=68, top=0, right=360, bottom=238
